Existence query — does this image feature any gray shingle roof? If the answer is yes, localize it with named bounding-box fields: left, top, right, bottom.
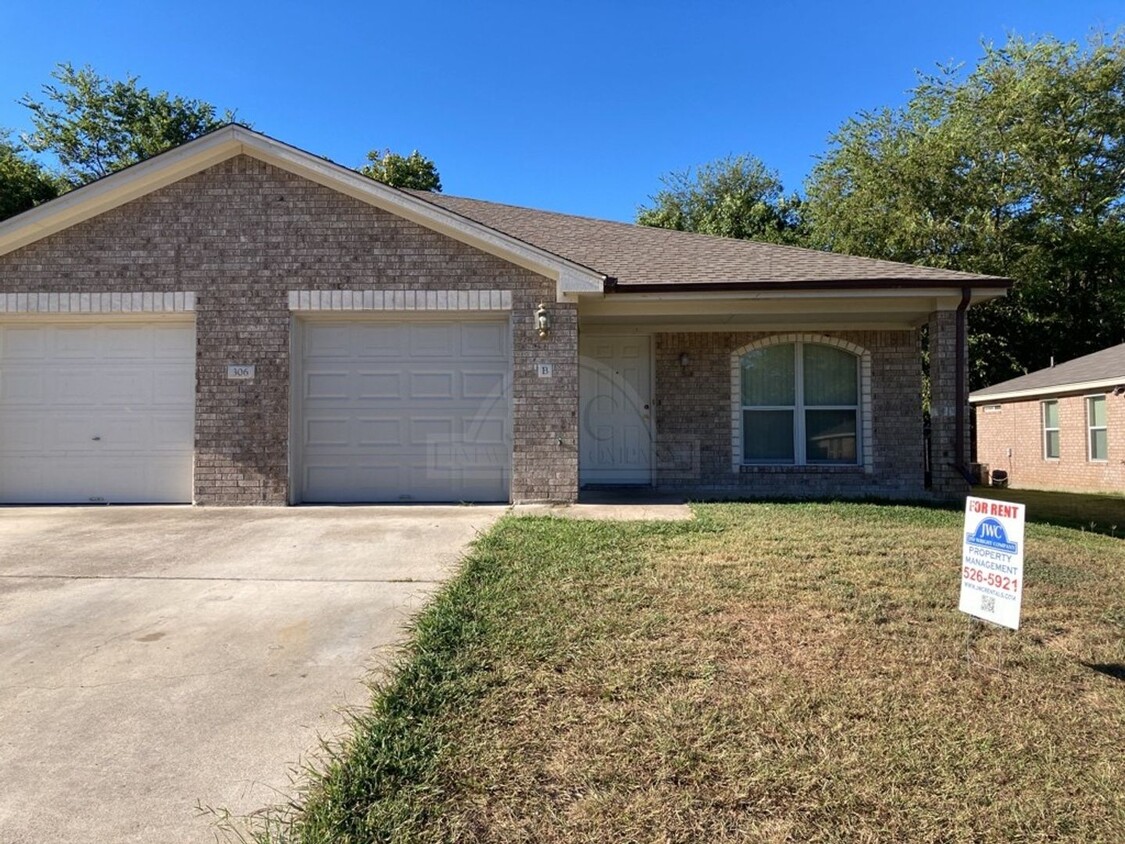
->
left=407, top=191, right=1009, bottom=289
left=971, top=343, right=1125, bottom=399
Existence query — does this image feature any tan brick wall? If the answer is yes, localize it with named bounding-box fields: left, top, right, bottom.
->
left=929, top=310, right=971, bottom=498
left=0, top=155, right=578, bottom=504
left=652, top=329, right=927, bottom=498
left=975, top=392, right=1125, bottom=494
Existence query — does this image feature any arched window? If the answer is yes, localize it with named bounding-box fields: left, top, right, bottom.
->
left=738, top=340, right=862, bottom=465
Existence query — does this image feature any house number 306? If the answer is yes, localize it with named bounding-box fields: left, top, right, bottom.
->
left=227, top=364, right=255, bottom=380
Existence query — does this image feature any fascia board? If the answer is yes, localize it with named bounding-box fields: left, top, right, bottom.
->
left=969, top=379, right=1123, bottom=403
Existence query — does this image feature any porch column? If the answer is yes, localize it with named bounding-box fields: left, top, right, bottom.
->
left=928, top=309, right=971, bottom=498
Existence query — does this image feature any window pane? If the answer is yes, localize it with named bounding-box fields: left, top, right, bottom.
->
left=1043, top=401, right=1059, bottom=428
left=806, top=409, right=857, bottom=464
left=741, top=344, right=795, bottom=406
left=1045, top=430, right=1060, bottom=459
left=1091, top=429, right=1108, bottom=461
left=803, top=344, right=857, bottom=405
left=743, top=410, right=794, bottom=462
left=1089, top=396, right=1107, bottom=427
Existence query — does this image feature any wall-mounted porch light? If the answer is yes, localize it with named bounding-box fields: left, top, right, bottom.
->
left=679, top=352, right=690, bottom=367
left=536, top=303, right=550, bottom=339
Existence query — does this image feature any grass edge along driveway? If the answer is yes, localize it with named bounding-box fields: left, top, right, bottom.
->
left=226, top=502, right=1125, bottom=844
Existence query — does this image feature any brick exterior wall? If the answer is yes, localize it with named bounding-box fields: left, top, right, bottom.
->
left=975, top=392, right=1124, bottom=494
left=0, top=155, right=577, bottom=504
left=928, top=310, right=971, bottom=498
left=651, top=330, right=927, bottom=499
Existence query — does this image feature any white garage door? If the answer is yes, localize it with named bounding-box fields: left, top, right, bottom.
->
left=0, top=319, right=195, bottom=504
left=296, top=316, right=511, bottom=503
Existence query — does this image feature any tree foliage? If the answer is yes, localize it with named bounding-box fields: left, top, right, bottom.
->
left=20, top=63, right=236, bottom=186
left=637, top=154, right=806, bottom=244
left=360, top=148, right=442, bottom=191
left=805, top=31, right=1125, bottom=388
left=0, top=132, right=60, bottom=220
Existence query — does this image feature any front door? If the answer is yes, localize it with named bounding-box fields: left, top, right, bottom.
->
left=579, top=334, right=652, bottom=485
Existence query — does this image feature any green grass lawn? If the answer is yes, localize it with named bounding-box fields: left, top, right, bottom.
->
left=233, top=503, right=1125, bottom=844
left=971, top=485, right=1125, bottom=537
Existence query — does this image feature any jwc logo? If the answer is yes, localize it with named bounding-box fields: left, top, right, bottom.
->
left=966, top=517, right=1019, bottom=554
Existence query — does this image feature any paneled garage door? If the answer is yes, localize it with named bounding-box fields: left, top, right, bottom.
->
left=0, top=319, right=195, bottom=504
left=296, top=316, right=511, bottom=503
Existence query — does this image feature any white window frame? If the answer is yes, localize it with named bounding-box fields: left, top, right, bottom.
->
left=733, top=336, right=869, bottom=469
left=1086, top=394, right=1108, bottom=462
left=1041, top=400, right=1060, bottom=460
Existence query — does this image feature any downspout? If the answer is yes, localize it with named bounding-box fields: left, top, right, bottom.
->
left=953, top=287, right=973, bottom=485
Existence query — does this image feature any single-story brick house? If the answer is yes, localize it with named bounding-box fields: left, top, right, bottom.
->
left=971, top=343, right=1124, bottom=494
left=0, top=125, right=1010, bottom=505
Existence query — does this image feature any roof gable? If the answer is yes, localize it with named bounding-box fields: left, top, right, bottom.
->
left=0, top=125, right=605, bottom=300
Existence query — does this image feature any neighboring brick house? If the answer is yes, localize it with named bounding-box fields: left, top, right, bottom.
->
left=971, top=344, right=1125, bottom=495
left=0, top=126, right=1009, bottom=505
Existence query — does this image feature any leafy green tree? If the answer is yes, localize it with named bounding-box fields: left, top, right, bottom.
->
left=637, top=154, right=806, bottom=244
left=0, top=132, right=60, bottom=220
left=360, top=148, right=442, bottom=191
left=20, top=63, right=236, bottom=186
left=805, top=31, right=1125, bottom=388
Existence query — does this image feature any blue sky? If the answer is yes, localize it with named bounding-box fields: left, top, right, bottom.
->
left=1, top=1, right=1121, bottom=221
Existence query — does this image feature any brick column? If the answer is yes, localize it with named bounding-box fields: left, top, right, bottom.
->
left=928, top=310, right=971, bottom=498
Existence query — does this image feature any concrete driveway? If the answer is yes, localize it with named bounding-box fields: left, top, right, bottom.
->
left=0, top=505, right=503, bottom=843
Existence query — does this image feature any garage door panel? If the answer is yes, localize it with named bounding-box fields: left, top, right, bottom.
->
left=462, top=370, right=506, bottom=399
left=101, top=325, right=153, bottom=358
left=409, top=324, right=456, bottom=357
left=356, top=417, right=402, bottom=446
left=461, top=322, right=507, bottom=357
left=306, top=418, right=351, bottom=448
left=154, top=370, right=195, bottom=405
left=1, top=372, right=44, bottom=404
left=0, top=416, right=44, bottom=451
left=153, top=328, right=195, bottom=359
left=53, top=326, right=100, bottom=358
left=53, top=370, right=109, bottom=404
left=354, top=324, right=404, bottom=357
left=409, top=417, right=455, bottom=447
left=2, top=328, right=47, bottom=359
left=0, top=320, right=195, bottom=504
left=465, top=418, right=507, bottom=445
left=305, top=372, right=350, bottom=400
left=356, top=372, right=402, bottom=400
left=96, top=370, right=157, bottom=405
left=299, top=318, right=510, bottom=503
left=409, top=372, right=455, bottom=399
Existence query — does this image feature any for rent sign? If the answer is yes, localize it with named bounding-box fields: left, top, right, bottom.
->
left=960, top=497, right=1026, bottom=630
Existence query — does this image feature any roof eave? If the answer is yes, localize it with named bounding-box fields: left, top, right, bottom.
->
left=970, top=378, right=1125, bottom=403
left=605, top=278, right=1012, bottom=293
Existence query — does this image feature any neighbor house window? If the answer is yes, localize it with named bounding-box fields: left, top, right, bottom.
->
left=740, top=342, right=859, bottom=465
left=1042, top=400, right=1060, bottom=459
left=1087, top=395, right=1108, bottom=461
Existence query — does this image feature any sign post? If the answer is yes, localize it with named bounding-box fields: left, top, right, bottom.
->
left=959, top=496, right=1026, bottom=630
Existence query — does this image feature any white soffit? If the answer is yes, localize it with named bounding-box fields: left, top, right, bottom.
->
left=0, top=126, right=606, bottom=300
